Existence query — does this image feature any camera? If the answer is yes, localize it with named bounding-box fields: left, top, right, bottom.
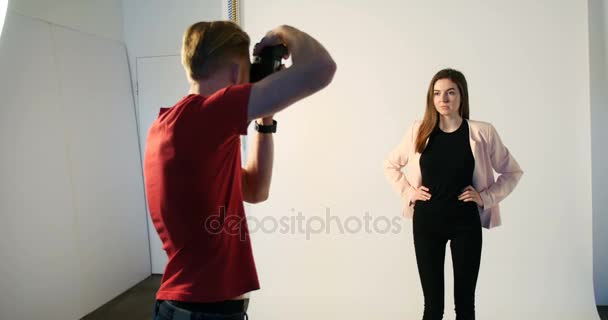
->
left=250, top=45, right=288, bottom=83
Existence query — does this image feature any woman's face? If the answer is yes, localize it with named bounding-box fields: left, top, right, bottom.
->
left=433, top=78, right=461, bottom=117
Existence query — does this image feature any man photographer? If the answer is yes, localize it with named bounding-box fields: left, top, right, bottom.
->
left=143, top=21, right=336, bottom=320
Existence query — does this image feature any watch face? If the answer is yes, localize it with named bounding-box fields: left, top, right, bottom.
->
left=255, top=121, right=276, bottom=133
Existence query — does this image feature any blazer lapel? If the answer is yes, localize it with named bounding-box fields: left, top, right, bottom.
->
left=468, top=120, right=483, bottom=187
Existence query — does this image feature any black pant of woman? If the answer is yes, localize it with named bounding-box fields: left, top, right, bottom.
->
left=413, top=209, right=482, bottom=320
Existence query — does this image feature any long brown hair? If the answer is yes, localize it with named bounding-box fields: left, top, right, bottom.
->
left=414, top=68, right=470, bottom=153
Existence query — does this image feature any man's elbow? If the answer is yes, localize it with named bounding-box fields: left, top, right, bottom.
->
left=257, top=191, right=270, bottom=203
left=323, top=58, right=337, bottom=80
left=310, top=58, right=337, bottom=91
left=248, top=189, right=269, bottom=204
left=320, top=59, right=337, bottom=88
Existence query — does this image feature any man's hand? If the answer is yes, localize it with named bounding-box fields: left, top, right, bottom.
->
left=246, top=25, right=336, bottom=122
left=253, top=29, right=291, bottom=60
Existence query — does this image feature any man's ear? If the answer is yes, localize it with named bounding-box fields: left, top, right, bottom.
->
left=230, top=63, right=240, bottom=84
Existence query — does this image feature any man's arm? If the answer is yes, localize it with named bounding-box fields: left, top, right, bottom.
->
left=241, top=25, right=336, bottom=203
left=242, top=116, right=274, bottom=203
left=247, top=25, right=337, bottom=121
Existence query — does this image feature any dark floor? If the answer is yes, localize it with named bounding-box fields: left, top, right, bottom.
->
left=600, top=306, right=608, bottom=320
left=81, top=275, right=161, bottom=320
left=82, top=276, right=608, bottom=320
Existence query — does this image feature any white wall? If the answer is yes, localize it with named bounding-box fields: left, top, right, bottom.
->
left=0, top=13, right=82, bottom=320
left=590, top=0, right=608, bottom=306
left=122, top=0, right=222, bottom=104
left=121, top=0, right=225, bottom=274
left=0, top=2, right=150, bottom=319
left=8, top=0, right=124, bottom=42
left=242, top=0, right=598, bottom=319
left=135, top=55, right=188, bottom=274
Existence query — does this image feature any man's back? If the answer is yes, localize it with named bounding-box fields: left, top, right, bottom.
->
left=148, top=21, right=335, bottom=318
left=143, top=84, right=259, bottom=303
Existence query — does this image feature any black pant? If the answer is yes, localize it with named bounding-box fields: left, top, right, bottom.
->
left=152, top=300, right=249, bottom=320
left=413, top=209, right=482, bottom=320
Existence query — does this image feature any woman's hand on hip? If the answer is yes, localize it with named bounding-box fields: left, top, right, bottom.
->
left=412, top=186, right=432, bottom=202
left=458, top=185, right=484, bottom=207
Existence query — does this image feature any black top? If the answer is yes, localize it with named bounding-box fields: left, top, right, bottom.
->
left=415, top=120, right=477, bottom=223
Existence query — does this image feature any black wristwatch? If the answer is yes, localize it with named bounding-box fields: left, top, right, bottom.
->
left=254, top=120, right=277, bottom=133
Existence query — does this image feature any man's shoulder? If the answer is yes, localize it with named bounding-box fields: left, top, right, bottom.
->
left=202, top=84, right=253, bottom=106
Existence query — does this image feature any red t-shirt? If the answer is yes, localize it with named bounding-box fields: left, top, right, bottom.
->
left=143, top=84, right=259, bottom=302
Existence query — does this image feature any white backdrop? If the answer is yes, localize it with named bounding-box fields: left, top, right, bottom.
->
left=589, top=0, right=608, bottom=306
left=241, top=0, right=599, bottom=319
left=1, top=0, right=601, bottom=319
left=0, top=11, right=150, bottom=320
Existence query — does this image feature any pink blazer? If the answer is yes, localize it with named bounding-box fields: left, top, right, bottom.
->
left=384, top=119, right=523, bottom=229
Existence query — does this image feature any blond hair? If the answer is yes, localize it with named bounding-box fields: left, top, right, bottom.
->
left=181, top=21, right=250, bottom=81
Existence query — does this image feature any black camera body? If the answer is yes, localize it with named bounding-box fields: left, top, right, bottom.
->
left=250, top=45, right=288, bottom=82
